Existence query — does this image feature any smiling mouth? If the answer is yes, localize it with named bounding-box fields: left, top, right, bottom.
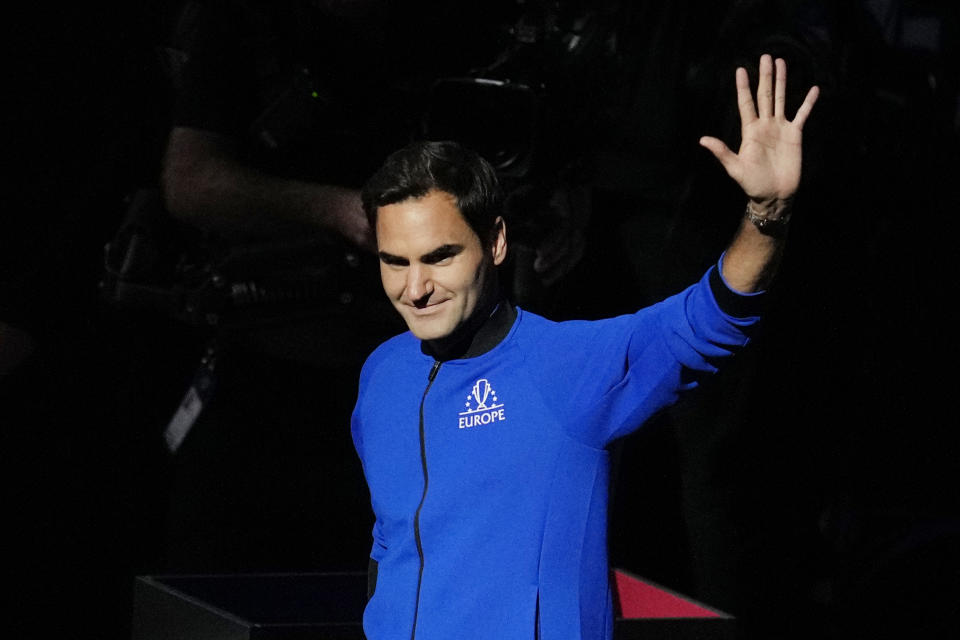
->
left=407, top=300, right=449, bottom=316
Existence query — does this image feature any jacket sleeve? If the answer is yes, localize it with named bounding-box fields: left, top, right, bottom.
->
left=535, top=260, right=764, bottom=448
left=648, top=258, right=764, bottom=380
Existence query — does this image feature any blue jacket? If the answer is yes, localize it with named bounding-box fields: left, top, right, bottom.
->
left=351, top=264, right=761, bottom=639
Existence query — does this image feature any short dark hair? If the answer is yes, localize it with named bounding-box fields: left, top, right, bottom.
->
left=361, top=140, right=503, bottom=246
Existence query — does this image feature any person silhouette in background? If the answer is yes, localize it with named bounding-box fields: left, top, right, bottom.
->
left=155, top=0, right=588, bottom=572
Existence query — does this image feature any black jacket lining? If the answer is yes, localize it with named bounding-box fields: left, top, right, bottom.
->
left=709, top=266, right=766, bottom=318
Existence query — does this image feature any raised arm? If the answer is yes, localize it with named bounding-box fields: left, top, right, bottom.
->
left=699, top=54, right=819, bottom=293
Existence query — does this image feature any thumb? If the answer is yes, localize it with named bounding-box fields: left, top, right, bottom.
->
left=699, top=136, right=740, bottom=177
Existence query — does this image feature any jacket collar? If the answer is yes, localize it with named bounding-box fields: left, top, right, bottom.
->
left=420, top=298, right=516, bottom=361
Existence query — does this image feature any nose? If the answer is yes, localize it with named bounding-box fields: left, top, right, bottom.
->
left=405, top=264, right=433, bottom=305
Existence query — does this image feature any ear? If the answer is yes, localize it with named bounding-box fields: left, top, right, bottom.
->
left=490, top=216, right=508, bottom=266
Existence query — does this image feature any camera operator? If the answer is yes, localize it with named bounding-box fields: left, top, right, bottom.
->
left=154, top=0, right=589, bottom=572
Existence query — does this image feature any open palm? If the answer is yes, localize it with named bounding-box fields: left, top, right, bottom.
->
left=700, top=55, right=819, bottom=203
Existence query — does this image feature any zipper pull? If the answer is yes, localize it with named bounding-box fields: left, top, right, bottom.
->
left=428, top=360, right=440, bottom=382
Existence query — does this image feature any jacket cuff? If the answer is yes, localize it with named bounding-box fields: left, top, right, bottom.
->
left=709, top=253, right=766, bottom=318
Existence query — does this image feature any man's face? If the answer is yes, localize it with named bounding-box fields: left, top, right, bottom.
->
left=376, top=189, right=506, bottom=342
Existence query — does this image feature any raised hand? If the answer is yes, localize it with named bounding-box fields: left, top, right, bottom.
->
left=699, top=54, right=819, bottom=205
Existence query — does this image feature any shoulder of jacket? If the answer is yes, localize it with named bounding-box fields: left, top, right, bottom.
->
left=361, top=331, right=417, bottom=373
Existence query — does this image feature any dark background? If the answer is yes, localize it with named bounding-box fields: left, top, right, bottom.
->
left=3, top=1, right=959, bottom=639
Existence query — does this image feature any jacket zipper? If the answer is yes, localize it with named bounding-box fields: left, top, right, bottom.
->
left=410, top=359, right=441, bottom=640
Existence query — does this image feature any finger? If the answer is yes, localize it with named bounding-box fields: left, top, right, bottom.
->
left=774, top=57, right=787, bottom=119
left=792, top=85, right=820, bottom=129
left=699, top=136, right=741, bottom=180
left=757, top=54, right=773, bottom=118
left=735, top=66, right=757, bottom=126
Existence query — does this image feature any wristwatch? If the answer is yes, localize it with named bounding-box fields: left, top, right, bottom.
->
left=745, top=201, right=791, bottom=233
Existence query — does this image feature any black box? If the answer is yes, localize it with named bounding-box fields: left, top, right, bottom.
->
left=132, top=572, right=366, bottom=640
left=132, top=570, right=738, bottom=639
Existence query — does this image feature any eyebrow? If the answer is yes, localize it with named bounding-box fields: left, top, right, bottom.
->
left=379, top=244, right=465, bottom=266
left=421, top=244, right=464, bottom=264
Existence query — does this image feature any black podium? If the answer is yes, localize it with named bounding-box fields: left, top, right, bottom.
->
left=132, top=572, right=367, bottom=639
left=132, top=570, right=737, bottom=639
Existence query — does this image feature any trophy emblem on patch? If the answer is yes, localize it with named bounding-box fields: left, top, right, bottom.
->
left=472, top=379, right=492, bottom=410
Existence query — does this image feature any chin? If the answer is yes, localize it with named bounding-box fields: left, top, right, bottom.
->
left=404, top=317, right=455, bottom=342
left=411, top=327, right=456, bottom=342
